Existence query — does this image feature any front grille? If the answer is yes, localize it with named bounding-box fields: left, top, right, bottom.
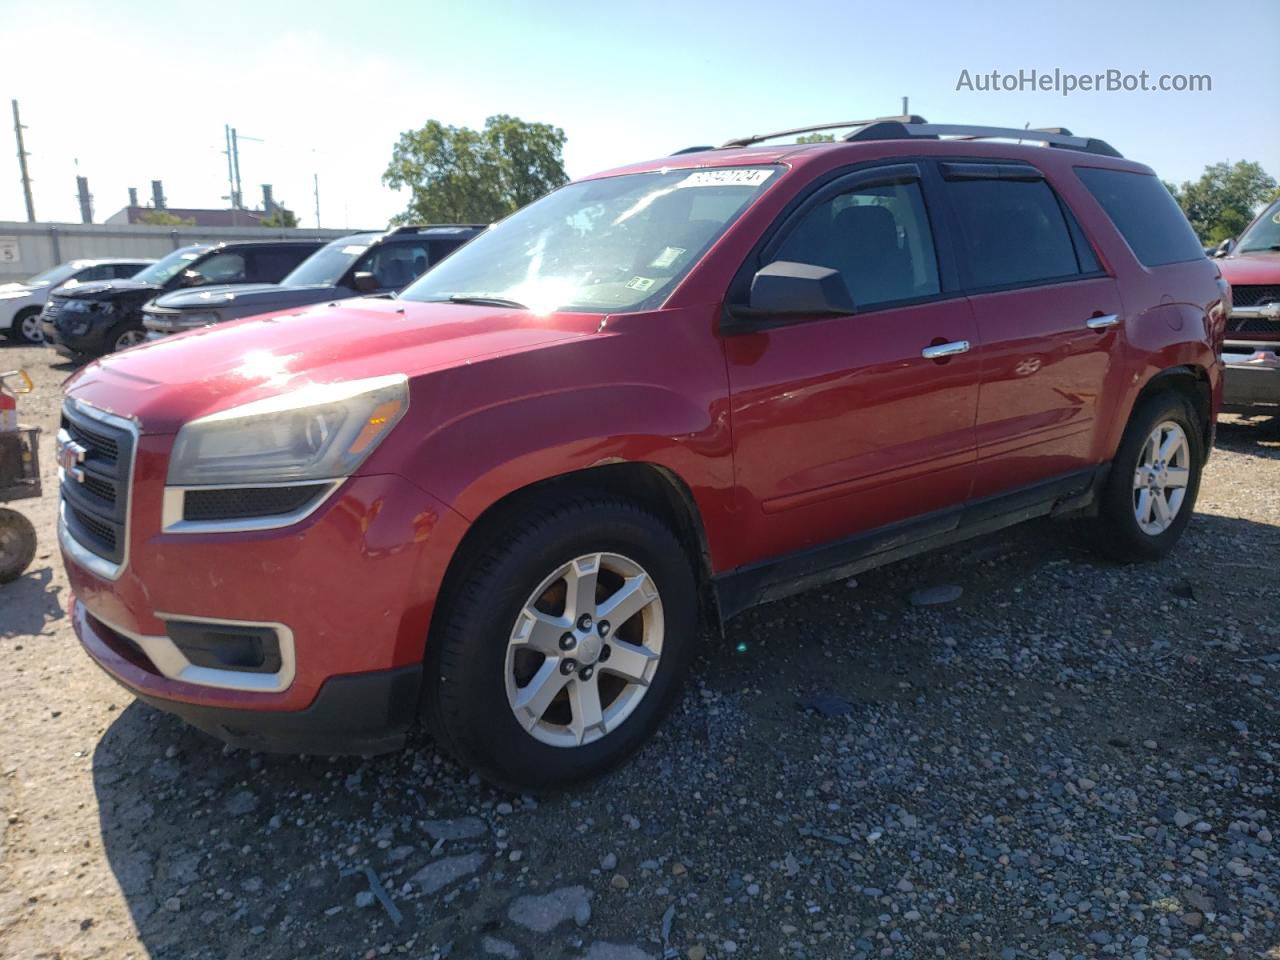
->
left=60, top=402, right=134, bottom=566
left=182, top=484, right=328, bottom=522
left=1232, top=285, right=1280, bottom=308
left=42, top=295, right=66, bottom=324
left=1227, top=285, right=1280, bottom=335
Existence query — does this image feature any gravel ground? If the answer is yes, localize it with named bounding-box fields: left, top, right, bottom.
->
left=0, top=338, right=1277, bottom=960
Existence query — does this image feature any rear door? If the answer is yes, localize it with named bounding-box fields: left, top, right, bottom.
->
left=723, top=163, right=981, bottom=566
left=940, top=161, right=1124, bottom=500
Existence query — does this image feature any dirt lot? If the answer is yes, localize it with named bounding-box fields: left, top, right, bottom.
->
left=0, top=338, right=1277, bottom=960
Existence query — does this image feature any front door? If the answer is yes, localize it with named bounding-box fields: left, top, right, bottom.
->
left=723, top=165, right=981, bottom=568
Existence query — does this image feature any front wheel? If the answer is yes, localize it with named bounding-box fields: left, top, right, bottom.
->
left=1092, top=391, right=1204, bottom=562
left=0, top=508, right=37, bottom=583
left=424, top=497, right=698, bottom=790
left=106, top=322, right=148, bottom=353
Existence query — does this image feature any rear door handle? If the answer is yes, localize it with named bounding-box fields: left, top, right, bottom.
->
left=1086, top=314, right=1119, bottom=330
left=921, top=340, right=970, bottom=360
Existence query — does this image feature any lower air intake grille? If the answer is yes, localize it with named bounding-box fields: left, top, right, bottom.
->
left=182, top=484, right=329, bottom=522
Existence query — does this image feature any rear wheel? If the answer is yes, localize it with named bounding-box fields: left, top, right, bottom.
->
left=1092, top=391, right=1204, bottom=562
left=9, top=308, right=43, bottom=344
left=0, top=508, right=37, bottom=583
left=424, top=496, right=698, bottom=790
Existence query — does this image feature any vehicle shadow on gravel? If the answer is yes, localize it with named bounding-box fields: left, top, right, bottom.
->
left=0, top=564, right=64, bottom=638
left=1216, top=412, right=1280, bottom=457
left=89, top=498, right=1279, bottom=958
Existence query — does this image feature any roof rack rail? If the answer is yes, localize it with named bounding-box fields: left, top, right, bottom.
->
left=720, top=116, right=926, bottom=149
left=844, top=120, right=1122, bottom=158
left=388, top=223, right=489, bottom=235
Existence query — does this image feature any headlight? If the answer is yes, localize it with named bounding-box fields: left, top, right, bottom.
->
left=167, top=375, right=409, bottom=486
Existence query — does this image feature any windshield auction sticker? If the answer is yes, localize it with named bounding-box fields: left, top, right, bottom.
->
left=678, top=169, right=774, bottom=188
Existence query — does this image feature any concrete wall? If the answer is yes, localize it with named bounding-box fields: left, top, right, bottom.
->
left=0, top=220, right=363, bottom=284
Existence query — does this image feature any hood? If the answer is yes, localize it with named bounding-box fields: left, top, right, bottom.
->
left=64, top=296, right=603, bottom=433
left=152, top=282, right=328, bottom=314
left=0, top=283, right=35, bottom=299
left=1218, top=251, right=1280, bottom=286
left=57, top=278, right=161, bottom=301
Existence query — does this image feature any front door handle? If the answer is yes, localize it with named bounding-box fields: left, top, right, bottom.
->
left=921, top=340, right=970, bottom=360
left=1086, top=314, right=1120, bottom=330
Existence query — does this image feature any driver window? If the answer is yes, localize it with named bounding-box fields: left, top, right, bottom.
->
left=185, top=252, right=246, bottom=286
left=770, top=180, right=940, bottom=308
left=356, top=243, right=430, bottom=290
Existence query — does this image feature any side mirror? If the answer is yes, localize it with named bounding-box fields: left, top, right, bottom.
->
left=725, top=261, right=855, bottom=332
left=351, top=271, right=379, bottom=294
left=1213, top=238, right=1234, bottom=258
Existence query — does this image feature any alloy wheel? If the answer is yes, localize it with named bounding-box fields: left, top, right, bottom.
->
left=1132, top=420, right=1191, bottom=535
left=114, top=328, right=147, bottom=351
left=504, top=552, right=664, bottom=748
left=19, top=313, right=43, bottom=343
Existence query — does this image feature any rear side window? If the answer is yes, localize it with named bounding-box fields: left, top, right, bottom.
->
left=1075, top=167, right=1204, bottom=267
left=251, top=247, right=313, bottom=282
left=769, top=180, right=941, bottom=308
left=946, top=178, right=1080, bottom=289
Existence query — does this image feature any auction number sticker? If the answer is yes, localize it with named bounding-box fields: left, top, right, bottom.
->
left=677, top=168, right=774, bottom=188
left=0, top=237, right=19, bottom=263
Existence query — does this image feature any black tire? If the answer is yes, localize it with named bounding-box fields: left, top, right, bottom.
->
left=423, top=496, right=698, bottom=791
left=1092, top=391, right=1204, bottom=562
left=0, top=508, right=37, bottom=584
left=104, top=321, right=147, bottom=354
left=8, top=307, right=43, bottom=344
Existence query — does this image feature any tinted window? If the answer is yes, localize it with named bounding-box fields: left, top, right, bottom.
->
left=113, top=263, right=146, bottom=278
left=947, top=178, right=1079, bottom=288
left=187, top=252, right=246, bottom=285
left=769, top=180, right=941, bottom=307
left=1075, top=167, right=1204, bottom=267
left=357, top=243, right=430, bottom=290
left=251, top=247, right=313, bottom=282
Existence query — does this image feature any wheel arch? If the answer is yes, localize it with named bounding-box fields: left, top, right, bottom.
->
left=1126, top=364, right=1213, bottom=457
left=427, top=461, right=724, bottom=653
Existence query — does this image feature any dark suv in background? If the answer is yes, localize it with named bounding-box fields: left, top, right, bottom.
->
left=41, top=239, right=325, bottom=357
left=142, top=225, right=485, bottom=339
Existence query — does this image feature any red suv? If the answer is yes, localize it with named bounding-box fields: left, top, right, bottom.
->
left=58, top=117, right=1226, bottom=788
left=1214, top=197, right=1280, bottom=408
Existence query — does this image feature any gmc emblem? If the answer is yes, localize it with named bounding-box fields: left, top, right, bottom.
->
left=56, top=431, right=87, bottom=482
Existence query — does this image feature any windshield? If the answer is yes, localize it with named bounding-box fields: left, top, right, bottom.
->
left=282, top=235, right=378, bottom=287
left=133, top=247, right=207, bottom=286
left=401, top=166, right=780, bottom=313
left=1237, top=200, right=1280, bottom=253
left=23, top=263, right=80, bottom=288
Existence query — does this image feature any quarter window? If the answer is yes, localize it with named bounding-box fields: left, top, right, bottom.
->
left=1075, top=167, right=1204, bottom=267
left=946, top=178, right=1081, bottom=289
left=769, top=181, right=941, bottom=308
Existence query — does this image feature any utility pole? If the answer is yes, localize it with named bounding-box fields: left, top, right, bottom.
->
left=11, top=100, right=35, bottom=222
left=223, top=124, right=237, bottom=212
left=902, top=96, right=909, bottom=116
left=313, top=172, right=321, bottom=228
left=231, top=127, right=243, bottom=209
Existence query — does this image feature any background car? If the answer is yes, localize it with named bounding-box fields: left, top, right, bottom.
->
left=0, top=259, right=154, bottom=344
left=1214, top=197, right=1280, bottom=409
left=142, top=225, right=485, bottom=338
left=40, top=239, right=325, bottom=357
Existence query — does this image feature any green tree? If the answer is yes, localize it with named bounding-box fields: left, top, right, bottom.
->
left=260, top=204, right=299, bottom=228
left=383, top=114, right=568, bottom=224
left=137, top=210, right=195, bottom=226
left=1168, top=161, right=1278, bottom=244
left=795, top=133, right=835, bottom=143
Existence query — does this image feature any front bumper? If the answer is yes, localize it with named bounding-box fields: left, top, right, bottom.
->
left=75, top=599, right=423, bottom=754
left=1222, top=341, right=1280, bottom=408
left=41, top=316, right=110, bottom=357
left=60, top=416, right=470, bottom=752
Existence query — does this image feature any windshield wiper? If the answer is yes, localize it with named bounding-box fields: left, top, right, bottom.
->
left=438, top=294, right=529, bottom=310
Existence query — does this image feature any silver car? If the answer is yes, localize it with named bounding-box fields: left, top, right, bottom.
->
left=0, top=259, right=154, bottom=344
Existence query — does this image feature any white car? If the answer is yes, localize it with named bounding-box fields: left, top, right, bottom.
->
left=0, top=258, right=154, bottom=343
